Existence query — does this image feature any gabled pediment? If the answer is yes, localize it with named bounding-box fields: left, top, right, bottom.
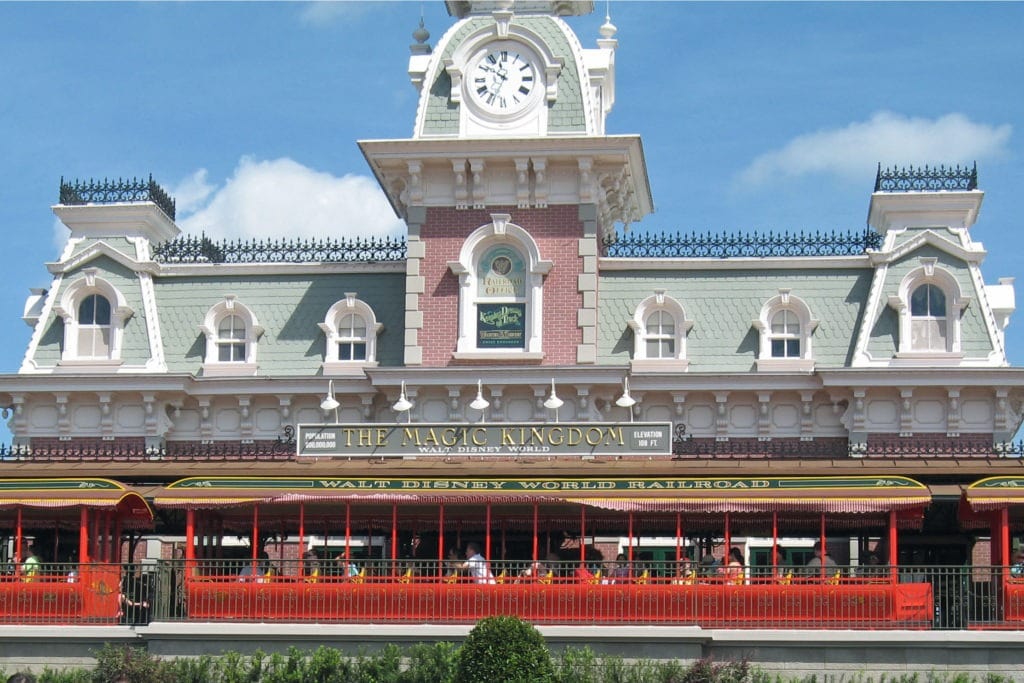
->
left=868, top=229, right=984, bottom=268
left=46, top=240, right=158, bottom=276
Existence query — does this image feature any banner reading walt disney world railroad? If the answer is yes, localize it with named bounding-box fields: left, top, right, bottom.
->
left=296, top=422, right=673, bottom=458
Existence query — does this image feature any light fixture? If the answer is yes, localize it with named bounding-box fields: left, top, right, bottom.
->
left=615, top=377, right=637, bottom=423
left=469, top=379, right=490, bottom=422
left=392, top=380, right=413, bottom=422
left=320, top=380, right=340, bottom=421
left=543, top=378, right=564, bottom=423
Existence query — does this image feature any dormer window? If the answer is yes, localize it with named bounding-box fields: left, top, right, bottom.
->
left=769, top=309, right=801, bottom=358
left=888, top=260, right=969, bottom=359
left=629, top=291, right=692, bottom=372
left=319, top=293, right=381, bottom=375
left=77, top=294, right=112, bottom=358
left=755, top=290, right=817, bottom=372
left=53, top=269, right=133, bottom=366
left=910, top=284, right=947, bottom=351
left=201, top=296, right=262, bottom=376
left=216, top=315, right=247, bottom=362
left=337, top=314, right=367, bottom=361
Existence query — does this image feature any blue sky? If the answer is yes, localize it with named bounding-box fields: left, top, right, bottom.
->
left=0, top=1, right=1021, bottom=382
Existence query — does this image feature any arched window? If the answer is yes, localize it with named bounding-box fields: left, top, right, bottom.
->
left=200, top=296, right=262, bottom=376
left=449, top=214, right=551, bottom=359
left=53, top=269, right=133, bottom=365
left=629, top=291, right=692, bottom=372
left=319, top=294, right=382, bottom=375
left=754, top=290, right=817, bottom=371
left=888, top=261, right=969, bottom=357
left=909, top=283, right=947, bottom=351
left=216, top=315, right=247, bottom=363
left=77, top=294, right=112, bottom=358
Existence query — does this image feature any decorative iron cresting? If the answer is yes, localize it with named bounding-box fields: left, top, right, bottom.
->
left=874, top=162, right=978, bottom=192
left=0, top=433, right=1020, bottom=462
left=153, top=233, right=407, bottom=264
left=601, top=229, right=881, bottom=258
left=59, top=175, right=176, bottom=220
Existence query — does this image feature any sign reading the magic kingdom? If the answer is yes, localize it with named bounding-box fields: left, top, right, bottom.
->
left=296, top=422, right=673, bottom=458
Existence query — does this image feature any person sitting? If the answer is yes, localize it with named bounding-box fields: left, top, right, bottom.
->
left=517, top=560, right=548, bottom=583
left=20, top=544, right=40, bottom=582
left=671, top=558, right=696, bottom=585
left=335, top=552, right=360, bottom=579
left=238, top=550, right=273, bottom=582
left=804, top=541, right=838, bottom=576
left=456, top=542, right=494, bottom=584
left=724, top=547, right=745, bottom=584
left=698, top=553, right=720, bottom=580
left=1011, top=550, right=1024, bottom=579
left=303, top=550, right=320, bottom=582
left=607, top=553, right=631, bottom=583
left=573, top=561, right=595, bottom=583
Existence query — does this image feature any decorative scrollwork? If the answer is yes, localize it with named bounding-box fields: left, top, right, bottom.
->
left=874, top=162, right=978, bottom=192
left=59, top=175, right=176, bottom=220
left=601, top=229, right=881, bottom=258
left=274, top=425, right=296, bottom=454
left=152, top=234, right=407, bottom=264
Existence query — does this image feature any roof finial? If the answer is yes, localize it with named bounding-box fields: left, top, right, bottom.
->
left=600, top=0, right=617, bottom=41
left=410, top=7, right=431, bottom=56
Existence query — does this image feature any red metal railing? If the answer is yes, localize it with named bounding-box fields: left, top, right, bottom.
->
left=2, top=561, right=1020, bottom=629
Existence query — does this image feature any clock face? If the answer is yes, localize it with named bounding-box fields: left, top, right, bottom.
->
left=470, top=49, right=537, bottom=114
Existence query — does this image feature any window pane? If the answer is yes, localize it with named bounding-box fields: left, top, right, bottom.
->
left=646, top=339, right=661, bottom=358
left=78, top=328, right=110, bottom=358
left=928, top=286, right=946, bottom=316
left=352, top=343, right=367, bottom=361
left=786, top=339, right=800, bottom=357
left=218, top=342, right=245, bottom=362
left=912, top=320, right=946, bottom=351
left=339, top=343, right=352, bottom=361
left=910, top=286, right=931, bottom=316
left=771, top=339, right=785, bottom=358
left=78, top=294, right=111, bottom=325
left=660, top=340, right=674, bottom=358
left=218, top=315, right=246, bottom=340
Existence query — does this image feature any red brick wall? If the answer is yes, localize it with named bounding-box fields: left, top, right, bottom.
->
left=418, top=205, right=584, bottom=366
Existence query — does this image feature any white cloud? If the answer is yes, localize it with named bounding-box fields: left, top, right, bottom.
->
left=737, top=112, right=1012, bottom=188
left=174, top=157, right=405, bottom=241
left=298, top=1, right=372, bottom=27
left=170, top=168, right=216, bottom=216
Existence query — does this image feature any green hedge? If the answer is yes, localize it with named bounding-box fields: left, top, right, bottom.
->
left=1, top=616, right=1014, bottom=683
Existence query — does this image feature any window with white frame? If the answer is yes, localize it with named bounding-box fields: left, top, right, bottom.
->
left=769, top=309, right=801, bottom=358
left=909, top=283, right=947, bottom=351
left=318, top=293, right=381, bottom=375
left=200, top=296, right=262, bottom=376
left=215, top=315, right=247, bottom=362
left=888, top=260, right=968, bottom=357
left=53, top=269, right=133, bottom=365
left=754, top=290, right=817, bottom=371
left=77, top=294, right=113, bottom=358
left=628, top=291, right=692, bottom=372
left=448, top=214, right=551, bottom=359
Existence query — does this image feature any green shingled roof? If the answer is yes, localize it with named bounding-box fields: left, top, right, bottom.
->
left=597, top=268, right=873, bottom=370
left=154, top=273, right=406, bottom=375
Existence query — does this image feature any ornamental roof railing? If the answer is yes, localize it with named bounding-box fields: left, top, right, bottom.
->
left=152, top=234, right=408, bottom=264
left=874, top=162, right=978, bottom=192
left=59, top=175, right=176, bottom=220
left=600, top=229, right=881, bottom=258
left=1, top=432, right=1021, bottom=462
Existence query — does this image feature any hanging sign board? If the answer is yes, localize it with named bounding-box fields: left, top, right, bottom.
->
left=296, top=422, right=673, bottom=458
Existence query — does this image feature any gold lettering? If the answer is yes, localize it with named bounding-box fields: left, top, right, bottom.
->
left=549, top=427, right=564, bottom=446
left=472, top=428, right=487, bottom=446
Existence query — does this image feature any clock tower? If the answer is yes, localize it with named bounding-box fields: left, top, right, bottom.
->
left=360, top=0, right=652, bottom=367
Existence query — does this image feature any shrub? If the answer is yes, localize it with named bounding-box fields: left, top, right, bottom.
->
left=402, top=641, right=458, bottom=683
left=455, top=616, right=555, bottom=683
